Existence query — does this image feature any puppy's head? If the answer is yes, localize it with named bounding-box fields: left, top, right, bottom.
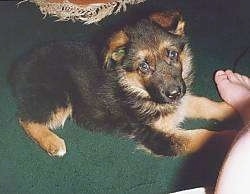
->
left=104, top=10, right=192, bottom=105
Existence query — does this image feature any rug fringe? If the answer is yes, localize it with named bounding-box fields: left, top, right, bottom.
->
left=19, top=0, right=146, bottom=24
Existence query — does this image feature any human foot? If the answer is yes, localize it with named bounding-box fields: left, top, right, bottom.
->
left=214, top=69, right=250, bottom=123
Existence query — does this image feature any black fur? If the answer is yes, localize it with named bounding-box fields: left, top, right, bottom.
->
left=10, top=41, right=128, bottom=131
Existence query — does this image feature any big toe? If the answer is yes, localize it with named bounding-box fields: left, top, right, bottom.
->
left=215, top=70, right=229, bottom=85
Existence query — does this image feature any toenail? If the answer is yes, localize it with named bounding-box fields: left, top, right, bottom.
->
left=215, top=70, right=225, bottom=76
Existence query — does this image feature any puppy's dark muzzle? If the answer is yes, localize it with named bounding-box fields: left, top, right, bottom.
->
left=148, top=81, right=186, bottom=104
left=161, top=85, right=181, bottom=100
left=146, top=69, right=187, bottom=104
left=159, top=84, right=186, bottom=104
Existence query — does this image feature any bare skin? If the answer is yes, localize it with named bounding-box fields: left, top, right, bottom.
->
left=170, top=70, right=250, bottom=194
left=214, top=69, right=250, bottom=124
left=214, top=70, right=250, bottom=194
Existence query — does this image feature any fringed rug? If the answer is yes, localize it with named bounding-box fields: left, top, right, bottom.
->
left=19, top=0, right=146, bottom=24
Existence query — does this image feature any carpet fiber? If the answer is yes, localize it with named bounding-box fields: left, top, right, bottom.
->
left=0, top=1, right=249, bottom=193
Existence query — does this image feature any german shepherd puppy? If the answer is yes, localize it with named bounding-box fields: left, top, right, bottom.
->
left=9, top=11, right=237, bottom=157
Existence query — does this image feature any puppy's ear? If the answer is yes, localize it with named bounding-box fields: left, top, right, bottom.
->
left=149, top=10, right=185, bottom=36
left=104, top=31, right=129, bottom=71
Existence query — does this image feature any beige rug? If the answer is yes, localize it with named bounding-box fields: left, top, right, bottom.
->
left=19, top=0, right=146, bottom=24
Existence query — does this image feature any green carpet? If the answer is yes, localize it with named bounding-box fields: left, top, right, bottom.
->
left=0, top=1, right=249, bottom=193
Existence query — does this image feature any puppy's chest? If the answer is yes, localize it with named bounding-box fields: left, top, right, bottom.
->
left=151, top=108, right=186, bottom=132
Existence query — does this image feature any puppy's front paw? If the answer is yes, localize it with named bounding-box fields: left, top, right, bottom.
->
left=41, top=134, right=66, bottom=157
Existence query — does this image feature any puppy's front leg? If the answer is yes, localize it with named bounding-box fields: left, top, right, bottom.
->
left=185, top=95, right=237, bottom=121
left=172, top=128, right=236, bottom=155
left=135, top=127, right=236, bottom=156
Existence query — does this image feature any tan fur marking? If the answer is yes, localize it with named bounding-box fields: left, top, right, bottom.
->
left=105, top=30, right=129, bottom=64
left=46, top=105, right=72, bottom=129
left=175, top=20, right=185, bottom=36
left=136, top=49, right=158, bottom=69
left=108, top=31, right=129, bottom=51
left=185, top=95, right=237, bottom=121
left=150, top=11, right=185, bottom=36
left=179, top=45, right=193, bottom=88
left=158, top=41, right=168, bottom=52
left=20, top=121, right=66, bottom=156
left=125, top=72, right=144, bottom=88
left=121, top=72, right=150, bottom=98
left=153, top=114, right=183, bottom=132
left=180, top=45, right=192, bottom=77
left=151, top=95, right=189, bottom=132
left=171, top=128, right=236, bottom=155
left=152, top=115, right=176, bottom=131
left=137, top=50, right=150, bottom=59
left=149, top=11, right=182, bottom=30
left=111, top=51, right=124, bottom=62
left=159, top=41, right=177, bottom=52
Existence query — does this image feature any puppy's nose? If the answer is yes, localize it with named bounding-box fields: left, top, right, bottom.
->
left=165, top=86, right=181, bottom=100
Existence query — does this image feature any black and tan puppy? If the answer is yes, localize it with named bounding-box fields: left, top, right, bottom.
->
left=9, top=11, right=237, bottom=157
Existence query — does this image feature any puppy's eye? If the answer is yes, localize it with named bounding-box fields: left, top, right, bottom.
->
left=138, top=62, right=150, bottom=74
left=167, top=50, right=179, bottom=60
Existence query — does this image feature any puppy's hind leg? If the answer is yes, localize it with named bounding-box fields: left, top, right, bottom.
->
left=20, top=106, right=72, bottom=157
left=20, top=121, right=66, bottom=157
